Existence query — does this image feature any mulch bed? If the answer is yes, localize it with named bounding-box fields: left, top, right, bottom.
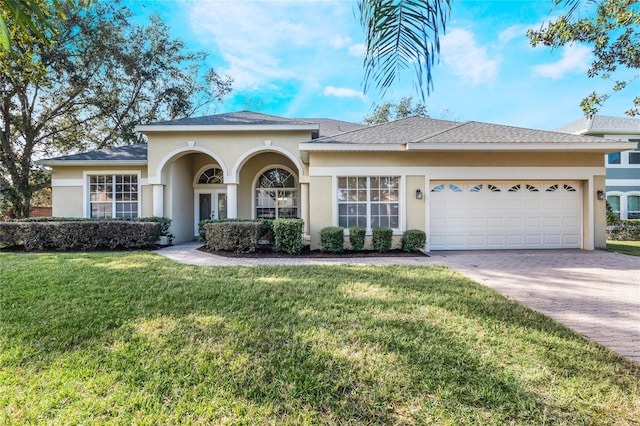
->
left=197, top=245, right=428, bottom=258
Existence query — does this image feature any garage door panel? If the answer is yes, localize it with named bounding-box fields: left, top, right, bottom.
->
left=430, top=181, right=581, bottom=250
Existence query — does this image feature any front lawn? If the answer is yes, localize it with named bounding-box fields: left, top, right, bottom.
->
left=607, top=240, right=640, bottom=256
left=1, top=253, right=638, bottom=425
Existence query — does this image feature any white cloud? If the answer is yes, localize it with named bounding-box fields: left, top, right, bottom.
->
left=348, top=43, right=366, bottom=57
left=323, top=86, right=366, bottom=101
left=533, top=44, right=592, bottom=79
left=498, top=25, right=530, bottom=44
left=441, top=29, right=500, bottom=85
left=187, top=1, right=360, bottom=91
left=330, top=35, right=352, bottom=49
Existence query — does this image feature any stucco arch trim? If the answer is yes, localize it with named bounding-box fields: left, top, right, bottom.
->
left=149, top=146, right=229, bottom=185
left=230, top=146, right=306, bottom=185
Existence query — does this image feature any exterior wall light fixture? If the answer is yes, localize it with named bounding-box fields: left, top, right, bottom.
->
left=597, top=190, right=605, bottom=201
left=416, top=189, right=423, bottom=200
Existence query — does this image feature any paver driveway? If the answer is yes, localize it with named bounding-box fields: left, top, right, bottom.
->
left=429, top=249, right=640, bottom=364
left=157, top=243, right=640, bottom=364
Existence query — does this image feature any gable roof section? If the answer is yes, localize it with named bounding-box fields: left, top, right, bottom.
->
left=38, top=143, right=147, bottom=166
left=300, top=116, right=637, bottom=155
left=556, top=115, right=640, bottom=135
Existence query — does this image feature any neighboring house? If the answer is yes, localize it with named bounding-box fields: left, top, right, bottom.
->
left=556, top=115, right=640, bottom=220
left=39, top=111, right=635, bottom=251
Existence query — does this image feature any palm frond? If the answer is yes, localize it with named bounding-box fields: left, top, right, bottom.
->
left=358, top=0, right=450, bottom=100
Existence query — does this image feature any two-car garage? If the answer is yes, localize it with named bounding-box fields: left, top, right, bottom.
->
left=429, top=181, right=582, bottom=250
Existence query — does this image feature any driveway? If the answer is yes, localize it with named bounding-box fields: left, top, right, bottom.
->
left=157, top=243, right=640, bottom=364
left=429, top=250, right=640, bottom=364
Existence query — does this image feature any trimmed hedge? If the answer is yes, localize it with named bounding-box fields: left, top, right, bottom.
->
left=372, top=227, right=393, bottom=253
left=274, top=219, right=304, bottom=255
left=321, top=226, right=344, bottom=253
left=198, top=218, right=274, bottom=244
left=0, top=221, right=161, bottom=251
left=349, top=226, right=365, bottom=252
left=606, top=221, right=640, bottom=241
left=204, top=221, right=261, bottom=253
left=402, top=229, right=426, bottom=252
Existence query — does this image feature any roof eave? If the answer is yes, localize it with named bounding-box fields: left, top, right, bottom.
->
left=299, top=143, right=406, bottom=152
left=405, top=141, right=638, bottom=152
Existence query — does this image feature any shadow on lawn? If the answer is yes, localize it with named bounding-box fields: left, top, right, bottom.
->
left=1, top=254, right=638, bottom=423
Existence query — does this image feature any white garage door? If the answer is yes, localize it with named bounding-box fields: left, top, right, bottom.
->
left=430, top=181, right=582, bottom=250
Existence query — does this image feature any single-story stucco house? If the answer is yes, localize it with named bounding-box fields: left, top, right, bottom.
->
left=39, top=111, right=636, bottom=251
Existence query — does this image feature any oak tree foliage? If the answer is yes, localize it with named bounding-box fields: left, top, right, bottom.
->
left=0, top=1, right=232, bottom=217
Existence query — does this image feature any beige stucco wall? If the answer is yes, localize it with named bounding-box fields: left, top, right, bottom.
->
left=306, top=150, right=606, bottom=250
left=50, top=166, right=148, bottom=218
left=593, top=174, right=607, bottom=249
left=145, top=130, right=311, bottom=184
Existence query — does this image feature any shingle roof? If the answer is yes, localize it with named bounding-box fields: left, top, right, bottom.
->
left=555, top=115, right=640, bottom=135
left=40, top=143, right=147, bottom=164
left=148, top=111, right=314, bottom=126
left=299, top=118, right=364, bottom=137
left=307, top=116, right=610, bottom=145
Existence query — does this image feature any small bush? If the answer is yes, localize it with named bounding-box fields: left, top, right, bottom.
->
left=273, top=219, right=304, bottom=255
left=349, top=226, right=365, bottom=251
left=372, top=227, right=393, bottom=253
left=402, top=229, right=426, bottom=252
left=321, top=227, right=344, bottom=253
left=606, top=221, right=640, bottom=241
left=0, top=220, right=160, bottom=251
left=204, top=221, right=261, bottom=253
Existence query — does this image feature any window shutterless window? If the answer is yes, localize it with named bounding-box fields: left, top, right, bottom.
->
left=607, top=152, right=621, bottom=164
left=629, top=152, right=640, bottom=165
left=337, top=176, right=399, bottom=230
left=255, top=168, right=298, bottom=219
left=89, top=174, right=139, bottom=218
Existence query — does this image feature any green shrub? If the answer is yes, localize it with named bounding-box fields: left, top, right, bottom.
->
left=321, top=226, right=344, bottom=253
left=0, top=221, right=160, bottom=251
left=372, top=227, right=393, bottom=253
left=349, top=226, right=365, bottom=251
left=402, top=229, right=426, bottom=252
left=199, top=218, right=274, bottom=244
left=204, top=221, right=261, bottom=253
left=273, top=219, right=304, bottom=255
left=606, top=220, right=640, bottom=241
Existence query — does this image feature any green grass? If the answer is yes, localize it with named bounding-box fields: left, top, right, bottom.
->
left=1, top=252, right=638, bottom=425
left=607, top=240, right=640, bottom=256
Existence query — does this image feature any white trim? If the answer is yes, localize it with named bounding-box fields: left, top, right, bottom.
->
left=251, top=165, right=299, bottom=220
left=192, top=164, right=225, bottom=187
left=230, top=145, right=304, bottom=184
left=299, top=143, right=406, bottom=152
left=82, top=170, right=142, bottom=219
left=424, top=176, right=430, bottom=252
left=155, top=146, right=228, bottom=185
left=137, top=124, right=318, bottom=132
left=605, top=179, right=640, bottom=186
left=310, top=166, right=605, bottom=180
left=406, top=142, right=637, bottom=152
left=588, top=178, right=594, bottom=250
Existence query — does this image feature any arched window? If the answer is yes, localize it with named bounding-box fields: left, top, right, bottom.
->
left=255, top=168, right=298, bottom=219
left=197, top=167, right=224, bottom=184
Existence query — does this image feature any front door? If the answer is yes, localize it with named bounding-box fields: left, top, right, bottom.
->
left=195, top=189, right=227, bottom=235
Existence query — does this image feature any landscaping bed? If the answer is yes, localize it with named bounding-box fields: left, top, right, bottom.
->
left=198, top=245, right=428, bottom=258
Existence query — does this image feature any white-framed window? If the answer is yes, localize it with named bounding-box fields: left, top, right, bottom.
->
left=88, top=174, right=139, bottom=218
left=255, top=167, right=298, bottom=219
left=628, top=195, right=640, bottom=219
left=337, top=176, right=400, bottom=230
left=607, top=152, right=622, bottom=165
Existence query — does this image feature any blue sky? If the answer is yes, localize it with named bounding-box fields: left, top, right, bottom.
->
left=126, top=0, right=636, bottom=130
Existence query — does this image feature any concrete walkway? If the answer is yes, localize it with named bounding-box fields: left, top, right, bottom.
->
left=156, top=242, right=640, bottom=364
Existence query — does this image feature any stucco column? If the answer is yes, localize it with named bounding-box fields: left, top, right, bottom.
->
left=226, top=183, right=238, bottom=218
left=152, top=184, right=164, bottom=217
left=301, top=182, right=309, bottom=236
